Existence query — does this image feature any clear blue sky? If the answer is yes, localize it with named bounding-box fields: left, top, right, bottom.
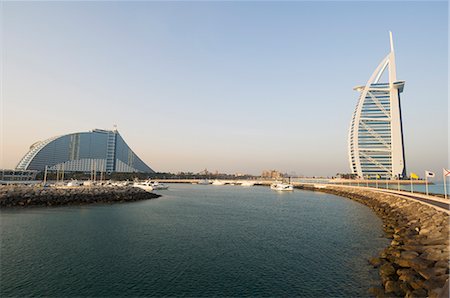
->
left=1, top=1, right=448, bottom=177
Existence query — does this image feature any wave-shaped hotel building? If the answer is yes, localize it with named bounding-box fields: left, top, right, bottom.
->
left=348, top=32, right=407, bottom=180
left=16, top=129, right=154, bottom=173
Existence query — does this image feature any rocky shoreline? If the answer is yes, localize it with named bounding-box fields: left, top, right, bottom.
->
left=0, top=185, right=161, bottom=208
left=299, top=185, right=449, bottom=298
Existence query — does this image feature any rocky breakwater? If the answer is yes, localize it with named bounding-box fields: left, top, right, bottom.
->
left=0, top=185, right=161, bottom=208
left=314, top=185, right=449, bottom=298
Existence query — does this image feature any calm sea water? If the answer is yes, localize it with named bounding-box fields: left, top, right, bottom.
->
left=1, top=184, right=388, bottom=297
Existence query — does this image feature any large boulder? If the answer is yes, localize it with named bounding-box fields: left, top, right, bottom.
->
left=401, top=250, right=419, bottom=260
left=384, top=280, right=403, bottom=296
left=394, top=257, right=433, bottom=271
left=380, top=263, right=396, bottom=277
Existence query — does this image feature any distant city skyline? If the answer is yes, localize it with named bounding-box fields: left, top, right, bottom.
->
left=1, top=1, right=448, bottom=177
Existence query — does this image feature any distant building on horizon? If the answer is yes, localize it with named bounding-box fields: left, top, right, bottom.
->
left=16, top=128, right=154, bottom=173
left=348, top=32, right=407, bottom=180
left=261, top=170, right=283, bottom=179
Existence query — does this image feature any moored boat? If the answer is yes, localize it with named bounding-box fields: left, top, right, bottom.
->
left=151, top=181, right=169, bottom=190
left=133, top=181, right=153, bottom=192
left=197, top=179, right=211, bottom=185
left=212, top=180, right=226, bottom=186
left=67, top=180, right=82, bottom=187
left=270, top=183, right=294, bottom=191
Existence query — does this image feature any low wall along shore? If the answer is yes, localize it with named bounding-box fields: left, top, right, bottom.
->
left=304, top=185, right=449, bottom=298
left=0, top=185, right=160, bottom=208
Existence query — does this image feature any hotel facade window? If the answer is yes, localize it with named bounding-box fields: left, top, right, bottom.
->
left=348, top=32, right=406, bottom=180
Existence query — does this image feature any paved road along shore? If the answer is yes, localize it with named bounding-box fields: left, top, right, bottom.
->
left=385, top=192, right=449, bottom=212
left=305, top=184, right=450, bottom=214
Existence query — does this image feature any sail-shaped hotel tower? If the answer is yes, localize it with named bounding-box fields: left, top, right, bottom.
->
left=348, top=32, right=406, bottom=180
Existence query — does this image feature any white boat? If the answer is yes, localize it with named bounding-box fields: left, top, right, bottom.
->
left=83, top=180, right=94, bottom=186
left=111, top=181, right=125, bottom=187
left=67, top=180, right=82, bottom=187
left=270, top=183, right=294, bottom=191
left=212, top=180, right=225, bottom=186
left=197, top=179, right=211, bottom=185
left=240, top=181, right=255, bottom=187
left=133, top=181, right=153, bottom=192
left=151, top=181, right=169, bottom=190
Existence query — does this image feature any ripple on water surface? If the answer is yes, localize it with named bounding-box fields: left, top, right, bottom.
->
left=1, top=184, right=388, bottom=297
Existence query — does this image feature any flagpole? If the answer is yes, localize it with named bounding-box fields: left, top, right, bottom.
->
left=410, top=176, right=413, bottom=193
left=425, top=172, right=429, bottom=196
left=43, top=165, right=48, bottom=185
left=376, top=176, right=378, bottom=188
left=444, top=169, right=447, bottom=200
left=397, top=178, right=400, bottom=191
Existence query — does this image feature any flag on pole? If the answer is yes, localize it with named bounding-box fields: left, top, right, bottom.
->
left=410, top=172, right=419, bottom=179
left=444, top=169, right=450, bottom=177
left=376, top=174, right=381, bottom=179
left=425, top=171, right=435, bottom=178
left=424, top=171, right=433, bottom=195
